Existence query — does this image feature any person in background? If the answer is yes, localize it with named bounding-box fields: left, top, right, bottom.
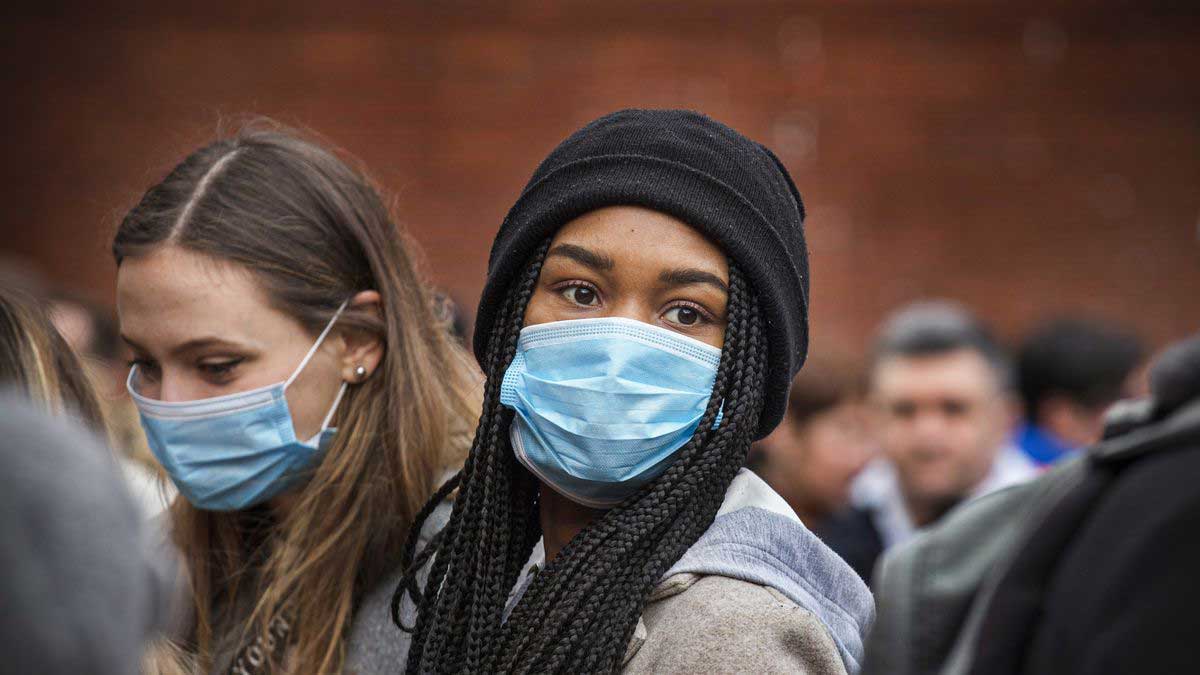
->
left=0, top=287, right=174, bottom=672
left=860, top=334, right=1200, bottom=675
left=431, top=291, right=470, bottom=346
left=393, top=109, right=873, bottom=674
left=823, top=302, right=1035, bottom=583
left=0, top=286, right=107, bottom=430
left=749, top=360, right=875, bottom=532
left=48, top=291, right=174, bottom=515
left=1015, top=317, right=1144, bottom=466
left=0, top=391, right=168, bottom=675
left=115, top=124, right=480, bottom=674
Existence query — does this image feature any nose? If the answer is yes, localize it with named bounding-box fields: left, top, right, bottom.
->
left=155, top=370, right=194, bottom=403
left=605, top=297, right=659, bottom=327
left=912, top=408, right=949, bottom=441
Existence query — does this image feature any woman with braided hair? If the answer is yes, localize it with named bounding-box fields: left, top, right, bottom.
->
left=393, top=109, right=874, bottom=673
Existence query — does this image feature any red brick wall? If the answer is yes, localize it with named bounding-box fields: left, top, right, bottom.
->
left=3, top=1, right=1198, bottom=356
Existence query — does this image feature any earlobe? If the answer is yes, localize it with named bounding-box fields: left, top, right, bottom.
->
left=341, top=340, right=383, bottom=384
left=339, top=290, right=385, bottom=383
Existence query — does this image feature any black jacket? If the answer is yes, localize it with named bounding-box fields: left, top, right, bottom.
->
left=862, top=333, right=1200, bottom=675
left=978, top=334, right=1200, bottom=674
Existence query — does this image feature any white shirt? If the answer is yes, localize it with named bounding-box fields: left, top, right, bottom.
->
left=850, top=444, right=1037, bottom=549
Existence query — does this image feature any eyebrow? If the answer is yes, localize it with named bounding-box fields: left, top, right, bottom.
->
left=121, top=334, right=249, bottom=358
left=120, top=335, right=145, bottom=353
left=659, top=268, right=729, bottom=293
left=546, top=243, right=727, bottom=293
left=547, top=244, right=614, bottom=272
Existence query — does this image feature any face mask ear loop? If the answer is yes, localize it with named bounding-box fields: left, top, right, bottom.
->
left=125, top=364, right=141, bottom=397
left=319, top=382, right=349, bottom=433
left=286, top=299, right=351, bottom=390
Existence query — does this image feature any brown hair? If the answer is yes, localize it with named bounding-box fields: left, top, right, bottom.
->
left=0, top=286, right=106, bottom=433
left=784, top=360, right=866, bottom=427
left=746, top=359, right=864, bottom=472
left=114, top=123, right=480, bottom=673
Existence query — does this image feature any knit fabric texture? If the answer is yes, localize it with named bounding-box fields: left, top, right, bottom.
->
left=474, top=108, right=809, bottom=439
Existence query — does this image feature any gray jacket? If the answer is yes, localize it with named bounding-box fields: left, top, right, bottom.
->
left=156, top=495, right=452, bottom=673
left=343, top=499, right=450, bottom=673
left=510, top=469, right=876, bottom=674
left=1, top=392, right=166, bottom=675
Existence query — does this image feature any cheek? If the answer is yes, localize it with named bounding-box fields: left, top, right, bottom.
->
left=522, top=287, right=563, bottom=328
left=958, top=415, right=997, bottom=451
left=826, top=444, right=865, bottom=477
left=696, top=323, right=725, bottom=350
left=804, top=446, right=846, bottom=484
left=881, top=418, right=913, bottom=448
left=284, top=353, right=344, bottom=437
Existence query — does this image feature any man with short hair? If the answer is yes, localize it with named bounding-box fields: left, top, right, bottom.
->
left=1015, top=317, right=1144, bottom=466
left=821, top=302, right=1035, bottom=583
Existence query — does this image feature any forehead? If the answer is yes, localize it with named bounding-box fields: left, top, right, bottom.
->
left=872, top=349, right=1000, bottom=400
left=115, top=246, right=287, bottom=347
left=550, top=206, right=728, bottom=277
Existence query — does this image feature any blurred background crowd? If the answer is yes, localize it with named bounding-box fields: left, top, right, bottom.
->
left=4, top=0, right=1195, bottom=522
left=0, top=1, right=1197, bottom=671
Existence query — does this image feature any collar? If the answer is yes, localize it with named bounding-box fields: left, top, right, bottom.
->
left=506, top=470, right=793, bottom=664
left=853, top=445, right=1038, bottom=548
left=1015, top=423, right=1077, bottom=466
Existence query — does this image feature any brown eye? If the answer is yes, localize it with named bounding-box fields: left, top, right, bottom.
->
left=664, top=306, right=702, bottom=326
left=565, top=286, right=598, bottom=306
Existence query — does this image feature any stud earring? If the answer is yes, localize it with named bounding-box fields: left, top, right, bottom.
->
left=354, top=365, right=367, bottom=381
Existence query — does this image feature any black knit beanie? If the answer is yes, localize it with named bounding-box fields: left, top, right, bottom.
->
left=474, top=108, right=809, bottom=440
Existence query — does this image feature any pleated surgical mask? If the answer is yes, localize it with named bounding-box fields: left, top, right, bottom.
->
left=127, top=301, right=349, bottom=511
left=500, top=317, right=722, bottom=508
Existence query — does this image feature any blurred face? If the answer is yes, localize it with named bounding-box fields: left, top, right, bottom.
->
left=116, top=246, right=345, bottom=444
left=757, top=401, right=874, bottom=520
left=1040, top=395, right=1109, bottom=448
left=871, top=349, right=1013, bottom=520
left=47, top=301, right=95, bottom=356
left=523, top=206, right=729, bottom=346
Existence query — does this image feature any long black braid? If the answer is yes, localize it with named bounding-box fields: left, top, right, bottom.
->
left=393, top=240, right=768, bottom=673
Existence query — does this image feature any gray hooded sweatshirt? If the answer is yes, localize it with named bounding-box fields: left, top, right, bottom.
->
left=203, top=469, right=873, bottom=672
left=506, top=469, right=876, bottom=674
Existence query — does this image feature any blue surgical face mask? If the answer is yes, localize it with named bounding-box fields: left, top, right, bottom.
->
left=499, top=317, right=722, bottom=508
left=127, top=302, right=350, bottom=511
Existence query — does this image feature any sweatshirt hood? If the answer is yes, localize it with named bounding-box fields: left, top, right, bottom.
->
left=665, top=469, right=876, bottom=673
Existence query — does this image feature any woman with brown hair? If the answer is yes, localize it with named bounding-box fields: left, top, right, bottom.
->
left=0, top=285, right=106, bottom=430
left=114, top=124, right=480, bottom=673
left=0, top=288, right=168, bottom=675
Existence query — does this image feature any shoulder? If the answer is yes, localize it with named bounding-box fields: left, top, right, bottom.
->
left=343, top=563, right=413, bottom=674
left=1029, top=442, right=1200, bottom=672
left=627, top=574, right=847, bottom=675
left=143, top=513, right=194, bottom=641
left=815, top=507, right=883, bottom=583
left=343, top=494, right=455, bottom=673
